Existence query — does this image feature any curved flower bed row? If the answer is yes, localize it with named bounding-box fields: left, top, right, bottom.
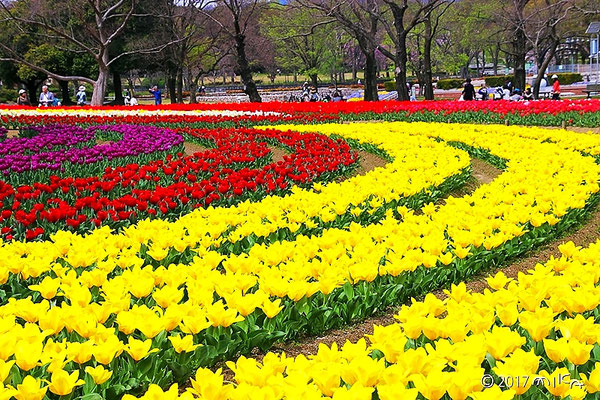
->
left=0, top=127, right=358, bottom=241
left=0, top=125, right=183, bottom=177
left=131, top=240, right=600, bottom=400
left=3, top=99, right=600, bottom=127
left=0, top=120, right=599, bottom=399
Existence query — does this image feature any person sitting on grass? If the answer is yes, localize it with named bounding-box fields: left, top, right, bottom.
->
left=510, top=88, right=523, bottom=102
left=478, top=84, right=489, bottom=101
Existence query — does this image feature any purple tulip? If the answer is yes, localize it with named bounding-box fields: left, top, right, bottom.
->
left=0, top=125, right=183, bottom=174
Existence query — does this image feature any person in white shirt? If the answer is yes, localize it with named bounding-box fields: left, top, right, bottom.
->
left=38, top=85, right=55, bottom=107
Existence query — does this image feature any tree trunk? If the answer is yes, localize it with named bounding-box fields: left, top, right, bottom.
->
left=423, top=18, right=434, bottom=100
left=189, top=81, right=198, bottom=104
left=91, top=65, right=109, bottom=106
left=177, top=68, right=184, bottom=103
left=59, top=81, right=74, bottom=105
left=167, top=73, right=176, bottom=104
left=364, top=50, right=379, bottom=101
left=513, top=27, right=527, bottom=91
left=310, top=73, right=318, bottom=89
left=234, top=27, right=261, bottom=102
left=394, top=38, right=410, bottom=101
left=533, top=41, right=559, bottom=99
left=26, top=80, right=38, bottom=105
left=493, top=45, right=500, bottom=75
left=112, top=71, right=124, bottom=105
left=352, top=61, right=358, bottom=82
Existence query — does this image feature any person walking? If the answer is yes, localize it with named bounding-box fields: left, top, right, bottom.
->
left=462, top=78, right=476, bottom=101
left=148, top=85, right=162, bottom=105
left=38, top=85, right=55, bottom=107
left=551, top=74, right=561, bottom=100
left=76, top=86, right=87, bottom=106
left=16, top=89, right=31, bottom=106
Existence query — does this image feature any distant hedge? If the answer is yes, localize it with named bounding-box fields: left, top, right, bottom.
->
left=436, top=78, right=464, bottom=90
left=485, top=75, right=514, bottom=87
left=553, top=73, right=583, bottom=85
left=384, top=81, right=396, bottom=91
left=485, top=72, right=583, bottom=88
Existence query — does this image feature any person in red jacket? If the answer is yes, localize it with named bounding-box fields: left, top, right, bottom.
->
left=551, top=74, right=560, bottom=100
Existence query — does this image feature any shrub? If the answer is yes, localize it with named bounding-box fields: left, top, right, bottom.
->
left=485, top=75, right=514, bottom=87
left=0, top=88, right=18, bottom=104
left=384, top=81, right=396, bottom=91
left=554, top=72, right=583, bottom=85
left=436, top=79, right=464, bottom=90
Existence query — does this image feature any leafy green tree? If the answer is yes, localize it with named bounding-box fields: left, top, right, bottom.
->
left=0, top=0, right=183, bottom=105
left=261, top=2, right=338, bottom=89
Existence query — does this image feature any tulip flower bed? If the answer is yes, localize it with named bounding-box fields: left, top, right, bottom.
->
left=0, top=124, right=184, bottom=182
left=1, top=103, right=600, bottom=399
left=133, top=240, right=600, bottom=400
left=4, top=99, right=600, bottom=127
left=0, top=126, right=360, bottom=241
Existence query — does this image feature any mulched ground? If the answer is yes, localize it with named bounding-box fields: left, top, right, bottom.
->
left=183, top=142, right=209, bottom=157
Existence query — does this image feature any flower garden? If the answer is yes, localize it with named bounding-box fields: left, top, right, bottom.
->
left=2, top=101, right=600, bottom=399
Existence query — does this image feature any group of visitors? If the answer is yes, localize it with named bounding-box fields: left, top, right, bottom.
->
left=288, top=82, right=345, bottom=102
left=461, top=75, right=561, bottom=102
left=16, top=85, right=86, bottom=107
left=13, top=84, right=160, bottom=106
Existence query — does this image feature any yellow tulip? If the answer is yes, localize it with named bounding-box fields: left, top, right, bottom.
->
left=537, top=368, right=573, bottom=397
left=495, top=303, right=519, bottom=327
left=565, top=339, right=593, bottom=366
left=581, top=362, right=600, bottom=393
left=486, top=271, right=513, bottom=290
left=93, top=335, right=124, bottom=365
left=411, top=370, right=451, bottom=400
left=168, top=334, right=201, bottom=353
left=543, top=338, right=568, bottom=363
left=48, top=369, right=84, bottom=396
left=28, top=276, right=60, bottom=299
left=0, top=383, right=16, bottom=400
left=376, top=384, right=418, bottom=400
left=14, top=340, right=42, bottom=371
left=125, top=338, right=158, bottom=362
left=189, top=368, right=233, bottom=400
left=483, top=326, right=525, bottom=360
left=85, top=365, right=113, bottom=385
left=0, top=360, right=14, bottom=383
left=15, top=376, right=47, bottom=400
left=261, top=298, right=284, bottom=319
left=206, top=301, right=244, bottom=328
left=469, top=386, right=516, bottom=400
